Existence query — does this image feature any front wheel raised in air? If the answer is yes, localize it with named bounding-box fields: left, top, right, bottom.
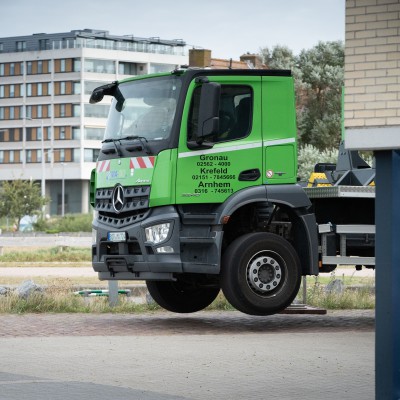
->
left=221, top=232, right=301, bottom=316
left=146, top=276, right=220, bottom=313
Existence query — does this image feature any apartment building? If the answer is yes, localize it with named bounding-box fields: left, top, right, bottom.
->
left=0, top=29, right=187, bottom=215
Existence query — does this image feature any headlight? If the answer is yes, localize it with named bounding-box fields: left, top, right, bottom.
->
left=145, top=223, right=171, bottom=245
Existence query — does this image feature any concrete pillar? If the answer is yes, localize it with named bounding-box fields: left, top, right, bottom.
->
left=81, top=180, right=89, bottom=213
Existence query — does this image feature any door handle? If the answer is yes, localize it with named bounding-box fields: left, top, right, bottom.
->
left=239, top=169, right=261, bottom=181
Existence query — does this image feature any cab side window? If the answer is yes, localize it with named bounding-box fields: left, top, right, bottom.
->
left=188, top=85, right=252, bottom=143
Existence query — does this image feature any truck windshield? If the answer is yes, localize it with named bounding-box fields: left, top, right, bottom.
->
left=104, top=76, right=182, bottom=141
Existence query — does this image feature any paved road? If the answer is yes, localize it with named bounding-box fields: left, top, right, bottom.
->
left=0, top=310, right=374, bottom=400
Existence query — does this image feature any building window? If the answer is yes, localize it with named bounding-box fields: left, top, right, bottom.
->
left=73, top=82, right=81, bottom=94
left=84, top=127, right=105, bottom=140
left=84, top=148, right=100, bottom=162
left=25, top=104, right=50, bottom=119
left=73, top=148, right=80, bottom=161
left=118, top=62, right=137, bottom=76
left=84, top=104, right=109, bottom=118
left=26, top=60, right=50, bottom=75
left=54, top=58, right=80, bottom=73
left=39, top=39, right=49, bottom=50
left=0, top=150, right=4, bottom=163
left=84, top=59, right=115, bottom=74
left=0, top=106, right=22, bottom=120
left=84, top=81, right=104, bottom=95
left=149, top=63, right=175, bottom=74
left=0, top=86, right=4, bottom=98
left=72, top=127, right=80, bottom=139
left=26, top=84, right=32, bottom=97
left=0, top=43, right=3, bottom=53
left=16, top=41, right=26, bottom=52
left=73, top=104, right=81, bottom=117
left=60, top=127, right=66, bottom=139
left=26, top=127, right=49, bottom=141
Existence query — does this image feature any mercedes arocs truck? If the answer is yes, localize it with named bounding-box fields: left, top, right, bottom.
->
left=89, top=68, right=375, bottom=315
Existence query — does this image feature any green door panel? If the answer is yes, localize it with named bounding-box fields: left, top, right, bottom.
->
left=176, top=76, right=263, bottom=204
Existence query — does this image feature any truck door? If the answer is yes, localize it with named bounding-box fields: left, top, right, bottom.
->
left=261, top=76, right=297, bottom=185
left=176, top=76, right=263, bottom=204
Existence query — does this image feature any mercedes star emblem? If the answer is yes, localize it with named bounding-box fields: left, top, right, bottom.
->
left=112, top=184, right=125, bottom=213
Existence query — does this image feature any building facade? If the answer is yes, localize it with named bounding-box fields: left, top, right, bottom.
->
left=0, top=29, right=187, bottom=215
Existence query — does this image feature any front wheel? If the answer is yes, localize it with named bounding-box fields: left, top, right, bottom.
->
left=221, top=232, right=301, bottom=316
left=146, top=275, right=220, bottom=313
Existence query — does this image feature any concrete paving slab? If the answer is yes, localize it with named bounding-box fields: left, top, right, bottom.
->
left=0, top=311, right=374, bottom=400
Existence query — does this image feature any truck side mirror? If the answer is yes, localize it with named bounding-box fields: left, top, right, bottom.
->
left=197, top=82, right=221, bottom=140
left=90, top=82, right=117, bottom=104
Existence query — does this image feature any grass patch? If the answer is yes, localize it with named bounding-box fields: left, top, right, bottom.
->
left=300, top=274, right=375, bottom=310
left=306, top=285, right=375, bottom=309
left=0, top=278, right=161, bottom=314
left=33, top=214, right=92, bottom=233
left=0, top=247, right=91, bottom=263
left=0, top=274, right=375, bottom=314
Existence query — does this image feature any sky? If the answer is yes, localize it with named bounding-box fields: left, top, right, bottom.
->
left=0, top=0, right=345, bottom=59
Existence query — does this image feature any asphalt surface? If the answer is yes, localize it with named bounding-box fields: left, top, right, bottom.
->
left=0, top=310, right=375, bottom=400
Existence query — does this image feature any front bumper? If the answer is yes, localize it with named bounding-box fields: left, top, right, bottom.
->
left=92, top=205, right=222, bottom=280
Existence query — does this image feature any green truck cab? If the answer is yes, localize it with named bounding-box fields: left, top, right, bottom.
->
left=90, top=68, right=319, bottom=315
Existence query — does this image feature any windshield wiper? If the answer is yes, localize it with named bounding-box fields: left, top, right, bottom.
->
left=119, top=136, right=150, bottom=154
left=101, top=138, right=122, bottom=156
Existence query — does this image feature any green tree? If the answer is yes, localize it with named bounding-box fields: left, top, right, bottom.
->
left=0, top=180, right=48, bottom=229
left=260, top=41, right=344, bottom=150
left=297, top=41, right=344, bottom=149
left=260, top=45, right=297, bottom=70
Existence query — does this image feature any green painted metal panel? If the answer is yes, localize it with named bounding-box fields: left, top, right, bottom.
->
left=95, top=156, right=157, bottom=189
left=175, top=75, right=263, bottom=204
left=262, top=76, right=297, bottom=184
left=149, top=149, right=176, bottom=207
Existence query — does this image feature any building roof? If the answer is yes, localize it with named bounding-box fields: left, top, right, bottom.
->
left=0, top=29, right=186, bottom=54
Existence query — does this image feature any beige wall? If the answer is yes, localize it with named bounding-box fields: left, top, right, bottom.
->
left=345, top=0, right=400, bottom=130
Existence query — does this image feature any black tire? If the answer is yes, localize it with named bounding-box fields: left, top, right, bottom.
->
left=221, top=232, right=301, bottom=316
left=146, top=276, right=220, bottom=313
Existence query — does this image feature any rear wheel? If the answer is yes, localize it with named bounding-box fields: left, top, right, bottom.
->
left=146, top=275, right=220, bottom=313
left=221, top=232, right=301, bottom=316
